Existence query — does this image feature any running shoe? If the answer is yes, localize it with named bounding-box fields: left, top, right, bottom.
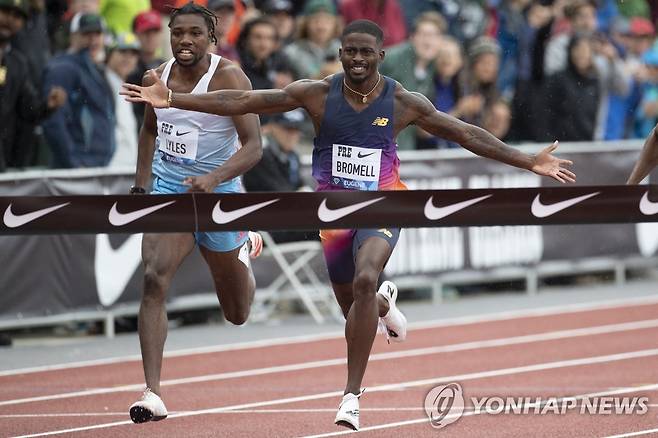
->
left=334, top=390, right=364, bottom=431
left=129, top=388, right=168, bottom=423
left=377, top=281, right=407, bottom=343
left=248, top=231, right=263, bottom=258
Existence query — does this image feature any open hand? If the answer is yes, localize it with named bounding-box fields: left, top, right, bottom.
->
left=121, top=70, right=170, bottom=108
left=531, top=141, right=576, bottom=183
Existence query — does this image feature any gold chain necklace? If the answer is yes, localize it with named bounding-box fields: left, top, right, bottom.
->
left=343, top=73, right=381, bottom=103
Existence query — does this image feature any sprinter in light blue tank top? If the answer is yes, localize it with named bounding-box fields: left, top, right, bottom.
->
left=124, top=19, right=576, bottom=432
left=125, top=3, right=264, bottom=425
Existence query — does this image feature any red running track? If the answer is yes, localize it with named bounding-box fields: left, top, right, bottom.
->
left=1, top=298, right=658, bottom=437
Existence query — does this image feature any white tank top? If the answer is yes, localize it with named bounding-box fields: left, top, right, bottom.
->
left=152, top=53, right=241, bottom=190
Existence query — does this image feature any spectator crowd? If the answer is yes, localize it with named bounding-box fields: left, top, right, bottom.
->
left=1, top=0, right=658, bottom=173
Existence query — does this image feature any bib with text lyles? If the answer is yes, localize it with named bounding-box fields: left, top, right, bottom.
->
left=331, top=144, right=381, bottom=191
left=157, top=121, right=199, bottom=165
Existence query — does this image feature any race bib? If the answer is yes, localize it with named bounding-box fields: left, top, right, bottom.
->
left=157, top=121, right=199, bottom=165
left=331, top=144, right=381, bottom=191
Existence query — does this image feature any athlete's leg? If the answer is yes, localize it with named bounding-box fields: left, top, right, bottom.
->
left=200, top=240, right=255, bottom=325
left=322, top=230, right=389, bottom=320
left=343, top=236, right=392, bottom=395
left=333, top=282, right=389, bottom=319
left=139, top=232, right=195, bottom=396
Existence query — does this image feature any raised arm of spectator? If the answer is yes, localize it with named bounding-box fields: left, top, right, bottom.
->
left=41, top=63, right=79, bottom=168
left=628, top=127, right=658, bottom=184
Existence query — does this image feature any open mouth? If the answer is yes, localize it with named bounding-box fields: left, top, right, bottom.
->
left=177, top=48, right=195, bottom=61
left=350, top=65, right=367, bottom=74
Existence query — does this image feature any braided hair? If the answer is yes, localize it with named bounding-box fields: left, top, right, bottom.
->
left=169, top=2, right=219, bottom=45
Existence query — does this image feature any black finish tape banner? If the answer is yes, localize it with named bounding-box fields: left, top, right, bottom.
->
left=2, top=185, right=658, bottom=235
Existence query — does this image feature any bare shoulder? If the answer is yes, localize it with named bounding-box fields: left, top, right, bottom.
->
left=393, top=82, right=434, bottom=126
left=142, top=62, right=168, bottom=86
left=285, top=76, right=330, bottom=100
left=212, top=57, right=252, bottom=91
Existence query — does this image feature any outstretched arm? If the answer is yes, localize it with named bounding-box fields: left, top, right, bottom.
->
left=407, top=91, right=575, bottom=183
left=122, top=69, right=312, bottom=116
left=627, top=127, right=658, bottom=184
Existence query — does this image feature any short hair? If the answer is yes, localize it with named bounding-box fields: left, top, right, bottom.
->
left=412, top=11, right=447, bottom=35
left=169, top=1, right=218, bottom=45
left=341, top=19, right=383, bottom=45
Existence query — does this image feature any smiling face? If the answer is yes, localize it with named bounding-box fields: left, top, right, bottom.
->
left=170, top=13, right=211, bottom=67
left=339, top=32, right=384, bottom=84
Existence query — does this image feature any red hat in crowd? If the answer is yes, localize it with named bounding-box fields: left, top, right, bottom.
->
left=629, top=17, right=655, bottom=37
left=133, top=10, right=162, bottom=34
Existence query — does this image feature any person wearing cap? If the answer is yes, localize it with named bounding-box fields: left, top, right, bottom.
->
left=127, top=10, right=166, bottom=131
left=42, top=12, right=115, bottom=168
left=106, top=33, right=140, bottom=168
left=0, top=0, right=66, bottom=172
left=243, top=108, right=313, bottom=243
left=208, top=0, right=239, bottom=61
left=262, top=0, right=295, bottom=45
left=99, top=0, right=149, bottom=35
left=626, top=17, right=656, bottom=65
left=283, top=0, right=341, bottom=80
left=244, top=108, right=304, bottom=194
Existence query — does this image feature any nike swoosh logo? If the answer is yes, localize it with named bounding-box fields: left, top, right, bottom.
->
left=318, top=197, right=385, bottom=222
left=3, top=202, right=70, bottom=228
left=639, top=191, right=658, bottom=215
left=95, top=234, right=142, bottom=306
left=176, top=130, right=191, bottom=136
left=108, top=201, right=176, bottom=226
left=212, top=199, right=279, bottom=224
left=358, top=151, right=376, bottom=158
left=424, top=195, right=492, bottom=220
left=531, top=192, right=600, bottom=218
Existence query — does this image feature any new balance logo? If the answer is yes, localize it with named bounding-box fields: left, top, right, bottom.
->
left=372, top=117, right=389, bottom=127
left=378, top=228, right=392, bottom=238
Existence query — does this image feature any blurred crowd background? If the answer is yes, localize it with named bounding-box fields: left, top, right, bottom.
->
left=1, top=0, right=658, bottom=174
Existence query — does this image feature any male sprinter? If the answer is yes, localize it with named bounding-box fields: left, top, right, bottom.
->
left=123, top=19, right=576, bottom=430
left=627, top=127, right=658, bottom=184
left=127, top=3, right=263, bottom=424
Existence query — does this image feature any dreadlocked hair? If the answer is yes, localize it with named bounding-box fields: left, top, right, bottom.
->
left=169, top=2, right=219, bottom=45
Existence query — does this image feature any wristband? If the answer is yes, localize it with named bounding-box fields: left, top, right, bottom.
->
left=167, top=89, right=173, bottom=108
left=129, top=186, right=146, bottom=194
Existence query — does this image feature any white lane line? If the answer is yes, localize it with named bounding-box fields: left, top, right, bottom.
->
left=3, top=318, right=658, bottom=407
left=601, top=428, right=658, bottom=438
left=3, top=294, right=658, bottom=377
left=10, top=348, right=658, bottom=437
left=0, top=408, right=425, bottom=418
left=300, top=383, right=658, bottom=437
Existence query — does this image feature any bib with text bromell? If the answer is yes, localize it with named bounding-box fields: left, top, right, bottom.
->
left=331, top=144, right=381, bottom=191
left=157, top=121, right=199, bottom=166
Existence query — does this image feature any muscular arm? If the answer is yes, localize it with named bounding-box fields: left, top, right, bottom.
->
left=628, top=127, right=658, bottom=184
left=170, top=79, right=313, bottom=116
left=408, top=92, right=535, bottom=170
left=133, top=71, right=160, bottom=189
